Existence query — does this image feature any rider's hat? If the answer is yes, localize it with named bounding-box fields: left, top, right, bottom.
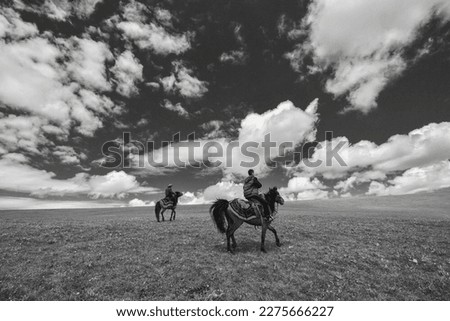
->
left=167, top=184, right=173, bottom=187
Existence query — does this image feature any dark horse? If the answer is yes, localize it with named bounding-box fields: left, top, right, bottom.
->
left=154, top=191, right=183, bottom=222
left=210, top=187, right=284, bottom=253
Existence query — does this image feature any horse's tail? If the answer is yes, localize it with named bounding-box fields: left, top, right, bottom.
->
left=155, top=201, right=161, bottom=221
left=210, top=199, right=229, bottom=234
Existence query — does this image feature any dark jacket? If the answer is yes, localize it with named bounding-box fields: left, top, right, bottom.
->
left=243, top=175, right=262, bottom=199
left=165, top=187, right=174, bottom=198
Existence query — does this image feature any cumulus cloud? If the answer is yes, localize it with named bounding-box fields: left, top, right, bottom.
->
left=160, top=61, right=208, bottom=98
left=334, top=170, right=386, bottom=193
left=0, top=34, right=115, bottom=135
left=280, top=176, right=326, bottom=194
left=117, top=1, right=191, bottom=55
left=128, top=198, right=155, bottom=207
left=279, top=176, right=329, bottom=201
left=132, top=99, right=319, bottom=178
left=0, top=158, right=158, bottom=198
left=162, top=99, right=189, bottom=118
left=0, top=7, right=38, bottom=39
left=229, top=99, right=318, bottom=176
left=53, top=146, right=87, bottom=165
left=65, top=37, right=113, bottom=91
left=299, top=122, right=450, bottom=179
left=111, top=50, right=143, bottom=97
left=0, top=9, right=124, bottom=148
left=286, top=0, right=450, bottom=113
left=179, top=181, right=244, bottom=205
left=367, top=161, right=450, bottom=196
left=220, top=50, right=248, bottom=65
left=13, top=0, right=104, bottom=20
left=88, top=170, right=157, bottom=199
left=0, top=115, right=50, bottom=154
left=284, top=189, right=329, bottom=201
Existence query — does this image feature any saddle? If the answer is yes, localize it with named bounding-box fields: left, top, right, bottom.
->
left=229, top=198, right=263, bottom=221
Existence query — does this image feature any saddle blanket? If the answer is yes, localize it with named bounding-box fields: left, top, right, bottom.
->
left=160, top=198, right=176, bottom=209
left=229, top=198, right=262, bottom=221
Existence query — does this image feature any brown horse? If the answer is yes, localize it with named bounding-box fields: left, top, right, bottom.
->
left=210, top=187, right=284, bottom=253
left=154, top=191, right=183, bottom=222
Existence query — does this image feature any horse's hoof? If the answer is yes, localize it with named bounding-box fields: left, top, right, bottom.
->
left=276, top=242, right=281, bottom=247
left=261, top=248, right=267, bottom=253
left=232, top=244, right=237, bottom=249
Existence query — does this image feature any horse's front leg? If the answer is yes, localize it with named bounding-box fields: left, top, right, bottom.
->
left=267, top=225, right=281, bottom=247
left=170, top=209, right=174, bottom=221
left=260, top=223, right=268, bottom=253
left=172, top=209, right=176, bottom=221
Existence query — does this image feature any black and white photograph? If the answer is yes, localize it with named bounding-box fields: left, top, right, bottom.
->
left=0, top=0, right=449, bottom=317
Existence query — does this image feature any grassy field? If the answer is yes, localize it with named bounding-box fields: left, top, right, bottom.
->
left=0, top=190, right=449, bottom=300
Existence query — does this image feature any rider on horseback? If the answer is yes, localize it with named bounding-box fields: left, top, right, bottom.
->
left=243, top=169, right=272, bottom=222
left=165, top=184, right=175, bottom=203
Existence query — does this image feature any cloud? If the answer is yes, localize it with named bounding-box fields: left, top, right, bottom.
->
left=0, top=115, right=50, bottom=154
left=179, top=180, right=244, bottom=205
left=284, top=189, right=329, bottom=201
left=13, top=0, right=104, bottom=20
left=53, top=146, right=87, bottom=165
left=279, top=176, right=329, bottom=201
left=117, top=1, right=191, bottom=55
left=160, top=61, right=208, bottom=98
left=0, top=36, right=72, bottom=124
left=334, top=170, right=386, bottom=193
left=88, top=170, right=158, bottom=199
left=0, top=7, right=38, bottom=39
left=178, top=192, right=206, bottom=205
left=229, top=99, right=318, bottom=176
left=280, top=176, right=326, bottom=194
left=131, top=99, right=319, bottom=178
left=220, top=50, right=248, bottom=65
left=162, top=99, right=189, bottom=118
left=0, top=158, right=158, bottom=198
left=128, top=198, right=155, bottom=207
left=299, top=122, right=450, bottom=179
left=367, top=161, right=450, bottom=196
left=286, top=0, right=450, bottom=113
left=66, top=37, right=112, bottom=91
left=111, top=50, right=143, bottom=97
left=0, top=11, right=122, bottom=142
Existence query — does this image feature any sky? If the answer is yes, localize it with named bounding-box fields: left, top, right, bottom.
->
left=0, top=0, right=450, bottom=209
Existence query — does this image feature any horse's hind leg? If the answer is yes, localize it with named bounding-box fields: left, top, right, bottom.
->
left=230, top=220, right=243, bottom=250
left=267, top=225, right=281, bottom=247
left=231, top=234, right=237, bottom=249
left=226, top=218, right=242, bottom=253
left=160, top=209, right=166, bottom=221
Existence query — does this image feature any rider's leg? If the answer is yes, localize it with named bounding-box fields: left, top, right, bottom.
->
left=251, top=195, right=271, bottom=220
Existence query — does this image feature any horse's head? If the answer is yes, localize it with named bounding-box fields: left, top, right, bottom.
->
left=174, top=191, right=183, bottom=199
left=267, top=187, right=284, bottom=205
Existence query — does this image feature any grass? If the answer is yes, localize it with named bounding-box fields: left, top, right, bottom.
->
left=0, top=190, right=449, bottom=300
